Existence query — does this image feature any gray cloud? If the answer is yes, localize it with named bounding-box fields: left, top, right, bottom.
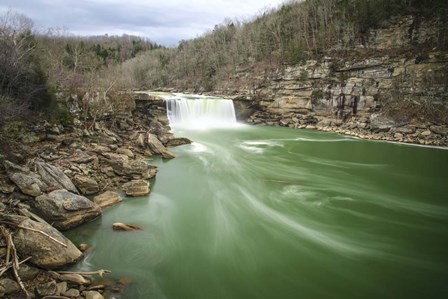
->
left=0, top=0, right=285, bottom=46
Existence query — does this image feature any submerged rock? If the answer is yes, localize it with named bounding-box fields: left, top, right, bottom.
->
left=34, top=189, right=101, bottom=230
left=112, top=222, right=143, bottom=231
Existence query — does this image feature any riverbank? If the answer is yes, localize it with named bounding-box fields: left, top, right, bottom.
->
left=245, top=110, right=448, bottom=147
left=0, top=94, right=190, bottom=298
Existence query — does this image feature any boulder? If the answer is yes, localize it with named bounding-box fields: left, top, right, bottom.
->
left=64, top=288, right=80, bottom=297
left=68, top=149, right=95, bottom=164
left=0, top=278, right=19, bottom=296
left=17, top=263, right=41, bottom=281
left=430, top=125, right=448, bottom=136
left=58, top=274, right=90, bottom=285
left=34, top=189, right=101, bottom=230
left=105, top=153, right=157, bottom=180
left=73, top=175, right=99, bottom=195
left=36, top=162, right=78, bottom=194
left=122, top=180, right=150, bottom=197
left=94, top=191, right=122, bottom=209
left=0, top=180, right=15, bottom=194
left=36, top=281, right=58, bottom=297
left=4, top=161, right=46, bottom=197
left=84, top=290, right=104, bottom=299
left=9, top=216, right=82, bottom=269
left=166, top=137, right=192, bottom=147
left=147, top=133, right=169, bottom=154
left=137, top=133, right=176, bottom=159
left=369, top=114, right=400, bottom=132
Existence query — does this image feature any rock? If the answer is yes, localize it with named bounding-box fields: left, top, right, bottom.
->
left=37, top=162, right=79, bottom=194
left=90, top=144, right=111, bottom=154
left=17, top=263, right=41, bottom=280
left=116, top=148, right=135, bottom=158
left=430, top=125, right=448, bottom=136
left=112, top=222, right=143, bottom=231
left=79, top=243, right=91, bottom=252
left=36, top=280, right=58, bottom=297
left=421, top=130, right=432, bottom=136
left=64, top=288, right=80, bottom=297
left=396, top=126, right=416, bottom=134
left=73, top=175, right=99, bottom=195
left=369, top=114, right=398, bottom=132
left=41, top=296, right=70, bottom=299
left=0, top=180, right=15, bottom=194
left=394, top=133, right=404, bottom=139
left=69, top=149, right=96, bottom=164
left=145, top=133, right=176, bottom=159
left=0, top=278, right=19, bottom=295
left=0, top=202, right=5, bottom=212
left=84, top=290, right=104, bottom=299
left=94, top=191, right=122, bottom=209
left=11, top=216, right=82, bottom=269
left=166, top=137, right=192, bottom=147
left=106, top=154, right=157, bottom=180
left=56, top=282, right=68, bottom=296
left=59, top=273, right=90, bottom=285
left=34, top=189, right=101, bottom=230
left=4, top=161, right=46, bottom=197
left=122, top=180, right=150, bottom=197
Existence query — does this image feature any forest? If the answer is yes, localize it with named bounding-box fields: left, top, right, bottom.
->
left=0, top=0, right=447, bottom=132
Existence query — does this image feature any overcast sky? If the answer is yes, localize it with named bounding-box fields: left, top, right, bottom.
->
left=0, top=0, right=286, bottom=46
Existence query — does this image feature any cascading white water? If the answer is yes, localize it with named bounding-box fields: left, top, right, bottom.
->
left=164, top=94, right=238, bottom=129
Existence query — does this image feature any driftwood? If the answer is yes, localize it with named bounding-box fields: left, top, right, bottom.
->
left=56, top=269, right=112, bottom=277
left=0, top=220, right=67, bottom=248
left=0, top=226, right=30, bottom=299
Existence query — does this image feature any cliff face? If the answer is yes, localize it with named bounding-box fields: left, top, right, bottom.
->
left=208, top=16, right=448, bottom=146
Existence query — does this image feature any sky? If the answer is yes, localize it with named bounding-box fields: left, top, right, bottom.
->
left=0, top=0, right=286, bottom=46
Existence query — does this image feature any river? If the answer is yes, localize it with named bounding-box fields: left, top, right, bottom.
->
left=66, top=95, right=448, bottom=299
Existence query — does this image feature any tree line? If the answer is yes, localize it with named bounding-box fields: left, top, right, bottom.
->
left=0, top=10, right=161, bottom=131
left=120, top=0, right=448, bottom=91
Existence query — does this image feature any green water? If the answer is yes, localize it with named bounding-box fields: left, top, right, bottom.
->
left=66, top=126, right=448, bottom=299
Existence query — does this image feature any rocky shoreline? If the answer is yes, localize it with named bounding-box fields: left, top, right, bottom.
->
left=246, top=110, right=448, bottom=147
left=0, top=94, right=190, bottom=298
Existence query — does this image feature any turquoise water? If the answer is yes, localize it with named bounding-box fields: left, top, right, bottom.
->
left=66, top=125, right=448, bottom=299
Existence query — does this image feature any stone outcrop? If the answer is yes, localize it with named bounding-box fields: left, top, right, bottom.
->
left=33, top=189, right=101, bottom=230
left=202, top=16, right=448, bottom=146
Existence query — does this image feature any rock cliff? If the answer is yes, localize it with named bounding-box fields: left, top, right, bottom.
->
left=205, top=16, right=448, bottom=146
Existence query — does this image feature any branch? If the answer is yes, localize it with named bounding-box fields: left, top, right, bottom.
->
left=56, top=269, right=112, bottom=277
left=0, top=221, right=67, bottom=248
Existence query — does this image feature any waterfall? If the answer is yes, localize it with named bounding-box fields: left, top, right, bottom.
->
left=164, top=94, right=238, bottom=129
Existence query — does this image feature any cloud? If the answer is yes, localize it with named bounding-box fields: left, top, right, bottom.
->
left=0, top=0, right=285, bottom=46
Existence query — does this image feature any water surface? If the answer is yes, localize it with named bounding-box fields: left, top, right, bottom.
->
left=67, top=126, right=448, bottom=299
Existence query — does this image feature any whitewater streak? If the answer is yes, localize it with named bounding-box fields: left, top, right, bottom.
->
left=164, top=94, right=238, bottom=129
